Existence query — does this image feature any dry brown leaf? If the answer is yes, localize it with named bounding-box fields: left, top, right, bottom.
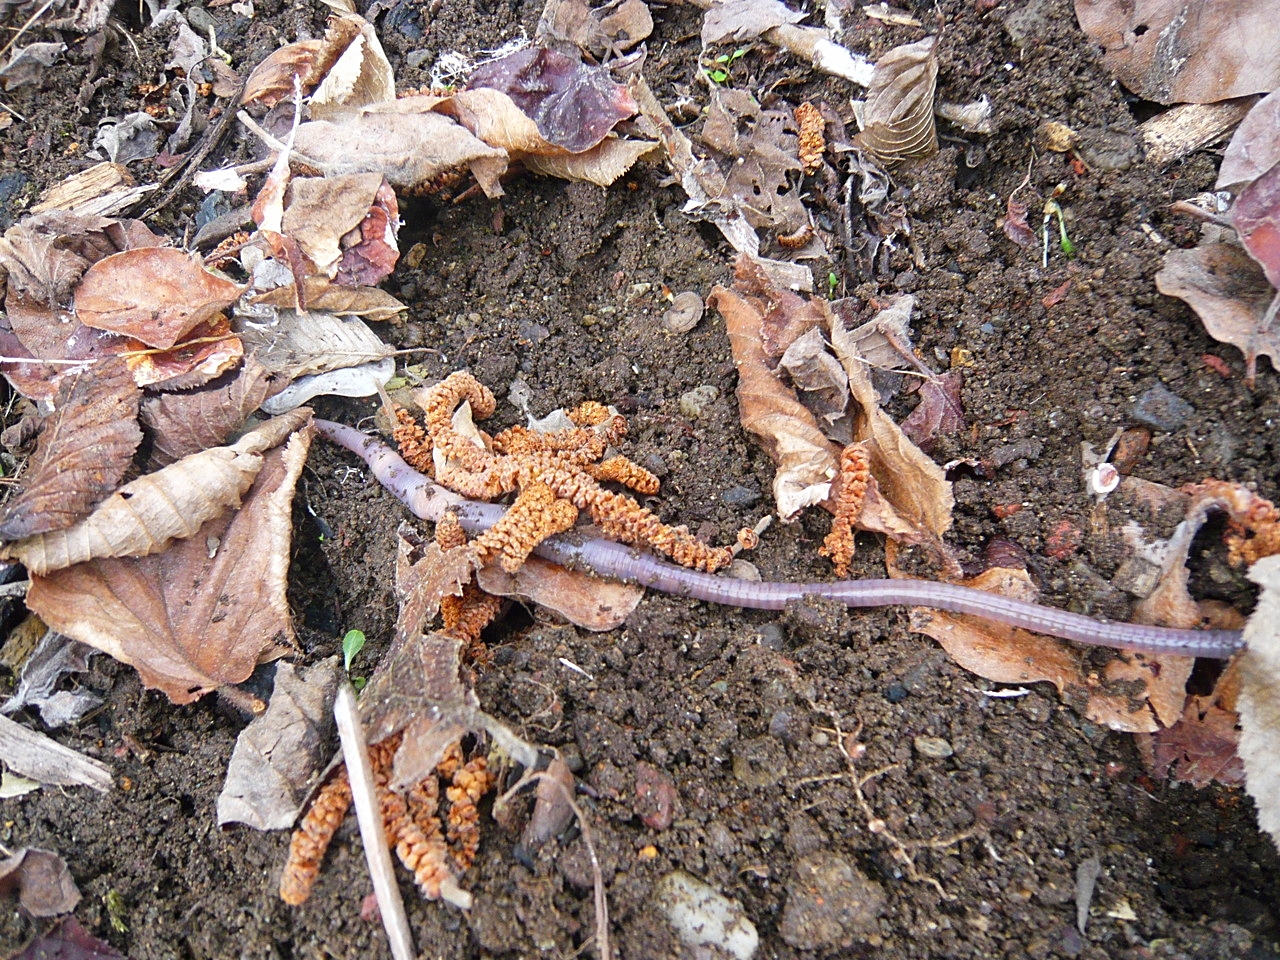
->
left=391, top=531, right=480, bottom=654
left=0, top=357, right=141, bottom=540
left=216, top=657, right=343, bottom=829
left=853, top=36, right=938, bottom=165
left=522, top=138, right=659, bottom=187
left=74, top=248, right=242, bottom=349
left=1074, top=0, right=1280, bottom=105
left=1155, top=243, right=1279, bottom=384
left=436, top=88, right=555, bottom=157
left=292, top=108, right=508, bottom=196
left=123, top=315, right=245, bottom=391
left=0, top=847, right=80, bottom=917
left=539, top=0, right=652, bottom=56
left=281, top=173, right=393, bottom=280
left=1, top=409, right=309, bottom=575
left=710, top=282, right=841, bottom=520
left=241, top=39, right=326, bottom=107
left=701, top=0, right=804, bottom=45
left=476, top=554, right=643, bottom=631
left=909, top=568, right=1189, bottom=733
left=26, top=422, right=311, bottom=702
left=139, top=357, right=276, bottom=466
left=298, top=278, right=406, bottom=321
left=308, top=13, right=396, bottom=120
left=1144, top=695, right=1244, bottom=787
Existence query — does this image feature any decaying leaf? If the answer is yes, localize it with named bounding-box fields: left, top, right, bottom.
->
left=900, top=370, right=965, bottom=452
left=0, top=357, right=141, bottom=540
left=1232, top=161, right=1280, bottom=290
left=7, top=916, right=127, bottom=960
left=1239, top=554, right=1280, bottom=849
left=259, top=357, right=395, bottom=414
left=0, top=629, right=101, bottom=728
left=0, top=846, right=80, bottom=917
left=466, top=45, right=637, bottom=154
left=522, top=138, right=659, bottom=187
left=1074, top=0, right=1280, bottom=105
left=392, top=532, right=480, bottom=652
left=307, top=13, right=396, bottom=120
left=1218, top=90, right=1280, bottom=190
left=140, top=357, right=277, bottom=466
left=235, top=309, right=393, bottom=381
left=710, top=282, right=841, bottom=519
left=476, top=554, right=644, bottom=631
left=281, top=174, right=399, bottom=283
left=0, top=42, right=65, bottom=90
left=217, top=657, right=343, bottom=829
left=853, top=36, right=938, bottom=165
left=1144, top=694, right=1244, bottom=787
left=2, top=409, right=308, bottom=576
left=0, top=712, right=112, bottom=792
left=537, top=0, right=652, bottom=57
left=241, top=38, right=326, bottom=107
left=26, top=421, right=311, bottom=702
left=1155, top=243, right=1280, bottom=382
left=251, top=276, right=406, bottom=322
left=73, top=248, right=242, bottom=349
left=910, top=568, right=1192, bottom=733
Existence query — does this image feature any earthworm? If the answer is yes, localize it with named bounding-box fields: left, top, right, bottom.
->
left=314, top=420, right=1246, bottom=660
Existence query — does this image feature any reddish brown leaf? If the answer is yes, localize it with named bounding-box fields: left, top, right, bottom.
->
left=1232, top=160, right=1280, bottom=289
left=1146, top=696, right=1244, bottom=787
left=0, top=847, right=80, bottom=917
left=74, top=248, right=242, bottom=349
left=900, top=370, right=965, bottom=452
left=122, top=315, right=244, bottom=391
left=466, top=46, right=637, bottom=154
left=26, top=422, right=311, bottom=702
left=1001, top=195, right=1037, bottom=248
left=9, top=916, right=127, bottom=960
left=1218, top=90, right=1280, bottom=189
left=140, top=356, right=277, bottom=465
left=0, top=357, right=141, bottom=540
left=281, top=174, right=398, bottom=282
left=241, top=38, right=325, bottom=107
left=335, top=179, right=400, bottom=287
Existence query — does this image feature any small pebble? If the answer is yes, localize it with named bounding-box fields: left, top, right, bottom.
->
left=679, top=385, right=720, bottom=419
left=721, top=485, right=762, bottom=508
left=654, top=871, right=759, bottom=960
left=1129, top=383, right=1193, bottom=432
left=913, top=735, right=954, bottom=759
left=885, top=682, right=910, bottom=703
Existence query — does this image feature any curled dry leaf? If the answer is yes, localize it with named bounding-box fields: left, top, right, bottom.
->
left=26, top=421, right=311, bottom=703
left=710, top=282, right=841, bottom=520
left=74, top=248, right=242, bottom=349
left=1155, top=243, right=1280, bottom=382
left=900, top=370, right=965, bottom=452
left=1074, top=0, right=1280, bottom=105
left=139, top=356, right=276, bottom=466
left=466, top=46, right=637, bottom=154
left=701, top=0, right=804, bottom=45
left=0, top=847, right=80, bottom=917
left=216, top=657, right=344, bottom=829
left=1231, top=161, right=1280, bottom=290
left=538, top=0, right=652, bottom=57
left=523, top=138, right=658, bottom=187
left=1218, top=90, right=1280, bottom=190
left=308, top=14, right=396, bottom=120
left=241, top=38, right=326, bottom=107
left=123, top=314, right=245, bottom=391
left=0, top=357, right=141, bottom=540
left=853, top=36, right=938, bottom=165
left=253, top=276, right=406, bottom=322
left=1239, top=555, right=1280, bottom=850
left=235, top=309, right=392, bottom=380
left=909, top=568, right=1191, bottom=733
left=1, top=409, right=309, bottom=575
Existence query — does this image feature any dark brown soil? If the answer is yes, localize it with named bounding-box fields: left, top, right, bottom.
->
left=0, top=0, right=1278, bottom=958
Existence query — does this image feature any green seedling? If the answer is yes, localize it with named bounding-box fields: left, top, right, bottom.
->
left=105, top=889, right=128, bottom=933
left=342, top=629, right=368, bottom=691
left=1042, top=183, right=1077, bottom=265
left=705, top=47, right=747, bottom=84
left=827, top=271, right=839, bottom=298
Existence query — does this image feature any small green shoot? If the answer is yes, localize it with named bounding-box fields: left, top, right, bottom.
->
left=705, top=47, right=747, bottom=84
left=342, top=629, right=368, bottom=691
left=827, top=271, right=839, bottom=298
left=105, top=889, right=128, bottom=933
left=1042, top=183, right=1077, bottom=265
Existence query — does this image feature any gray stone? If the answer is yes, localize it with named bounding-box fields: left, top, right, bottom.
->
left=1130, top=383, right=1194, bottom=432
left=780, top=852, right=885, bottom=948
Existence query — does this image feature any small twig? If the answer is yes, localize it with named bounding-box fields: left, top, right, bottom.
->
left=334, top=681, right=415, bottom=960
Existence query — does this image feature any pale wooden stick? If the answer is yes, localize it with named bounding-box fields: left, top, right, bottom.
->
left=334, top=682, right=415, bottom=960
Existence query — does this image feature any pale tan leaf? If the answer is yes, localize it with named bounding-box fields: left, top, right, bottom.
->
left=523, top=138, right=659, bottom=187
left=853, top=36, right=938, bottom=165
left=438, top=88, right=557, bottom=156
left=293, top=108, right=509, bottom=194
left=308, top=13, right=396, bottom=119
left=282, top=173, right=386, bottom=277
left=0, top=409, right=309, bottom=575
left=1218, top=91, right=1280, bottom=189
left=297, top=278, right=406, bottom=321
left=476, top=554, right=643, bottom=631
left=74, top=248, right=243, bottom=349
left=709, top=282, right=841, bottom=520
left=392, top=532, right=480, bottom=653
left=26, top=424, right=311, bottom=703
left=0, top=847, right=80, bottom=917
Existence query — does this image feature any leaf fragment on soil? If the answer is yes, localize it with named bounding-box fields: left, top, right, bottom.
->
left=0, top=356, right=141, bottom=540
left=25, top=419, right=310, bottom=702
left=7, top=915, right=127, bottom=960
left=476, top=554, right=643, bottom=631
left=852, top=36, right=938, bottom=165
left=217, top=657, right=344, bottom=829
left=0, top=846, right=80, bottom=916
left=1155, top=242, right=1280, bottom=382
left=0, top=712, right=112, bottom=792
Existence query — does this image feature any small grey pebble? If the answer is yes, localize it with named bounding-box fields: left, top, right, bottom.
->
left=913, top=735, right=954, bottom=759
left=1130, top=383, right=1193, bottom=433
left=721, top=485, right=762, bottom=507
